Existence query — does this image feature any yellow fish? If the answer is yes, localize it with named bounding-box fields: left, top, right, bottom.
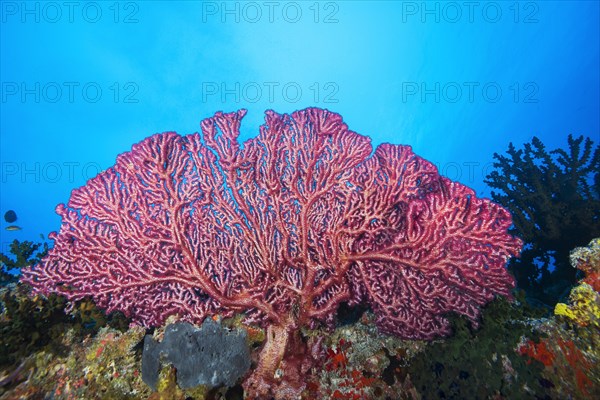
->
left=5, top=225, right=22, bottom=231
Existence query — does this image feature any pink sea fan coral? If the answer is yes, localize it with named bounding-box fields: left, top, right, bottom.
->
left=22, top=108, right=521, bottom=398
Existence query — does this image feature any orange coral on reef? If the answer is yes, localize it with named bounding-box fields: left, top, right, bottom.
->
left=518, top=339, right=555, bottom=366
left=518, top=335, right=597, bottom=398
left=557, top=339, right=594, bottom=397
left=320, top=338, right=380, bottom=399
left=326, top=338, right=350, bottom=371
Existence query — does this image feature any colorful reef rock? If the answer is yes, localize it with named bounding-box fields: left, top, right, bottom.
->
left=555, top=238, right=600, bottom=329
left=21, top=108, right=521, bottom=398
left=519, top=238, right=600, bottom=399
left=555, top=283, right=599, bottom=328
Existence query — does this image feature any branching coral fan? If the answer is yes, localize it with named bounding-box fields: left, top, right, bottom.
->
left=22, top=108, right=521, bottom=399
left=485, top=135, right=600, bottom=306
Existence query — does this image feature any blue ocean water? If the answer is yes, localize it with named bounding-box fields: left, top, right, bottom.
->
left=0, top=0, right=598, bottom=250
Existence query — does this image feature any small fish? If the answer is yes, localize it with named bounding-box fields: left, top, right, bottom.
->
left=4, top=210, right=17, bottom=223
left=5, top=225, right=22, bottom=231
